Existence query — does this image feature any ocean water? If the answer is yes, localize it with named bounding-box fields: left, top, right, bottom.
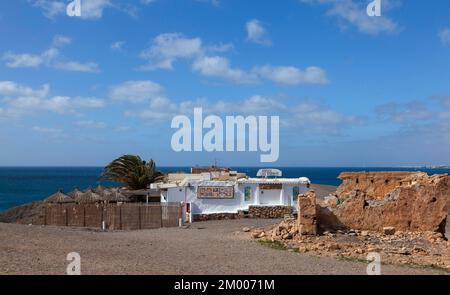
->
left=1, top=166, right=450, bottom=212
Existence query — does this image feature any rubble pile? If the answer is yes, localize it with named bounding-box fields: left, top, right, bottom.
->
left=250, top=171, right=450, bottom=270
left=250, top=220, right=450, bottom=270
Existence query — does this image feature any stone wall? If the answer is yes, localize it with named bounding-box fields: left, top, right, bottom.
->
left=336, top=171, right=427, bottom=200
left=248, top=205, right=293, bottom=219
left=319, top=172, right=450, bottom=234
left=297, top=191, right=317, bottom=235
left=193, top=213, right=240, bottom=221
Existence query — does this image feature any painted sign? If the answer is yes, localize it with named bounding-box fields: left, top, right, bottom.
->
left=197, top=186, right=234, bottom=199
left=257, top=169, right=282, bottom=178
left=259, top=183, right=282, bottom=190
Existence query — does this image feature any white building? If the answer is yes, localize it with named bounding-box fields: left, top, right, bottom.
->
left=151, top=169, right=310, bottom=219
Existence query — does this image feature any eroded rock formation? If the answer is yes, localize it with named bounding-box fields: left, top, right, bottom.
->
left=319, top=172, right=450, bottom=235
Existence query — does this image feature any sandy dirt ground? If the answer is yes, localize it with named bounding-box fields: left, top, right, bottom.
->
left=0, top=219, right=448, bottom=275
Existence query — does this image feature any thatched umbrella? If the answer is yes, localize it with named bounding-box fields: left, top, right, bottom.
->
left=77, top=188, right=103, bottom=204
left=94, top=185, right=108, bottom=194
left=107, top=190, right=129, bottom=203
left=44, top=190, right=74, bottom=204
left=68, top=188, right=99, bottom=204
left=98, top=188, right=128, bottom=203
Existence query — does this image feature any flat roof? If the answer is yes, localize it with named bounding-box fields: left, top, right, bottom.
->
left=238, top=177, right=310, bottom=185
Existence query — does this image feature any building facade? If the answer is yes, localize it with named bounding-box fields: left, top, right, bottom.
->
left=151, top=169, right=310, bottom=220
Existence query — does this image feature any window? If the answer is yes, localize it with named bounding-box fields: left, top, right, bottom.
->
left=293, top=186, right=300, bottom=202
left=244, top=187, right=252, bottom=202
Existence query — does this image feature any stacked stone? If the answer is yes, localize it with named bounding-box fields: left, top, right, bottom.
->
left=193, top=213, right=239, bottom=221
left=297, top=190, right=317, bottom=235
left=248, top=206, right=293, bottom=219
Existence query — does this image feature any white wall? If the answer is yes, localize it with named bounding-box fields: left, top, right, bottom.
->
left=259, top=189, right=281, bottom=205
left=164, top=187, right=186, bottom=203
left=187, top=184, right=246, bottom=214
left=165, top=182, right=309, bottom=214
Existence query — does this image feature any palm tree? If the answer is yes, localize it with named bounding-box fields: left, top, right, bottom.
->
left=101, top=155, right=164, bottom=190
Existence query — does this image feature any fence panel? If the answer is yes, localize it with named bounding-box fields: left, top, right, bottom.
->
left=140, top=205, right=162, bottom=229
left=67, top=204, right=85, bottom=227
left=105, top=205, right=121, bottom=230
left=162, top=204, right=182, bottom=228
left=84, top=204, right=103, bottom=228
left=44, top=202, right=182, bottom=230
left=121, top=204, right=140, bottom=230
left=46, top=204, right=67, bottom=226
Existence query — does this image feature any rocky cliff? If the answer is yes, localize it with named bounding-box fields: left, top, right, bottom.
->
left=319, top=172, right=450, bottom=235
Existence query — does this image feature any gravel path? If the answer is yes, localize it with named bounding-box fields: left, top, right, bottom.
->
left=0, top=220, right=447, bottom=275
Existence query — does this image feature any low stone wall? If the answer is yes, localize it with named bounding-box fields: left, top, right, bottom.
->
left=193, top=213, right=240, bottom=221
left=248, top=205, right=293, bottom=219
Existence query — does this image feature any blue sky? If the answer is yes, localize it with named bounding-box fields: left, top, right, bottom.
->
left=0, top=0, right=450, bottom=167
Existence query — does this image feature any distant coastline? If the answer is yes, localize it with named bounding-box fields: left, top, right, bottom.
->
left=1, top=166, right=450, bottom=212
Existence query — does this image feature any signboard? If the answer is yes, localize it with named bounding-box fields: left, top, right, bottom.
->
left=259, top=183, right=282, bottom=190
left=197, top=186, right=234, bottom=199
left=257, top=169, right=282, bottom=178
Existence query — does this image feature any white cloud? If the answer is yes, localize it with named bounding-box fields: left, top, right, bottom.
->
left=246, top=19, right=272, bottom=46
left=439, top=28, right=450, bottom=46
left=109, top=80, right=164, bottom=103
left=2, top=36, right=99, bottom=73
left=53, top=61, right=99, bottom=73
left=289, top=100, right=365, bottom=135
left=139, top=33, right=328, bottom=85
left=3, top=52, right=44, bottom=68
left=72, top=97, right=105, bottom=108
left=300, top=0, right=399, bottom=35
left=52, top=35, right=72, bottom=47
left=0, top=81, right=49, bottom=98
left=192, top=56, right=258, bottom=84
left=253, top=65, right=329, bottom=85
left=79, top=0, right=112, bottom=19
left=32, top=0, right=66, bottom=19
left=192, top=57, right=328, bottom=85
left=75, top=120, right=107, bottom=129
left=111, top=41, right=126, bottom=51
left=0, top=81, right=104, bottom=119
left=125, top=90, right=362, bottom=136
left=206, top=43, right=234, bottom=53
left=238, top=95, right=286, bottom=114
left=376, top=101, right=434, bottom=123
left=140, top=33, right=203, bottom=70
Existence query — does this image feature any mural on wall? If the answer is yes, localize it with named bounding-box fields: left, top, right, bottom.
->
left=197, top=186, right=234, bottom=199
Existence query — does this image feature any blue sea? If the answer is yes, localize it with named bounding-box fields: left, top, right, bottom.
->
left=1, top=166, right=450, bottom=212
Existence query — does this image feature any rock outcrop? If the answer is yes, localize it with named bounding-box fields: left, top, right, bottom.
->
left=320, top=172, right=450, bottom=234
left=336, top=171, right=428, bottom=200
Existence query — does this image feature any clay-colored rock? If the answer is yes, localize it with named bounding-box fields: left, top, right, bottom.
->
left=319, top=172, right=450, bottom=234
left=297, top=190, right=317, bottom=236
left=336, top=171, right=427, bottom=200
